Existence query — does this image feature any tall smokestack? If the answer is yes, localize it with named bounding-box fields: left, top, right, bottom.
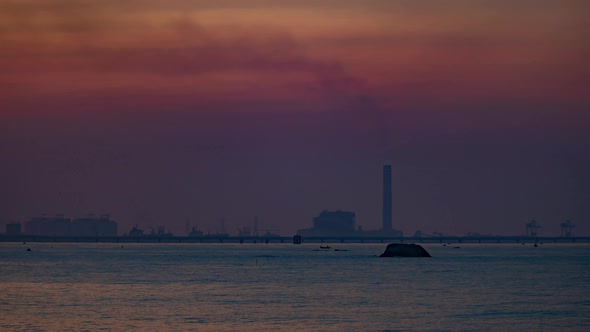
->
left=382, top=164, right=392, bottom=231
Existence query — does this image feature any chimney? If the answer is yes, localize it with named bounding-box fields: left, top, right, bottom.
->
left=382, top=164, right=392, bottom=231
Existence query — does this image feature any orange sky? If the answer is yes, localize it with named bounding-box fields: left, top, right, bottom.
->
left=1, top=0, right=589, bottom=114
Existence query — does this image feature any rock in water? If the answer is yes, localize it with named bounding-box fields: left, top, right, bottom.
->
left=379, top=243, right=431, bottom=257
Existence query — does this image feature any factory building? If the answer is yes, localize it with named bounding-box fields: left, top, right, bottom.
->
left=296, top=164, right=402, bottom=237
left=297, top=210, right=358, bottom=237
left=24, top=214, right=118, bottom=237
left=71, top=214, right=118, bottom=237
left=25, top=214, right=71, bottom=236
left=5, top=223, right=22, bottom=235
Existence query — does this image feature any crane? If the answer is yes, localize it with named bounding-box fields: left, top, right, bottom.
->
left=560, top=220, right=575, bottom=237
left=525, top=220, right=541, bottom=237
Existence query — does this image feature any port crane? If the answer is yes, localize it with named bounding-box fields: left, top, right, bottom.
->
left=560, top=220, right=575, bottom=237
left=525, top=220, right=541, bottom=237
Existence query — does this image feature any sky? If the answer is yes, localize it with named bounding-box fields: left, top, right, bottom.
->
left=1, top=0, right=589, bottom=236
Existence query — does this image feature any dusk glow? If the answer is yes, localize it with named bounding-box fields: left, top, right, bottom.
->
left=1, top=0, right=589, bottom=236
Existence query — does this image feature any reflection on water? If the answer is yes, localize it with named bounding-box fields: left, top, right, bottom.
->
left=1, top=243, right=589, bottom=331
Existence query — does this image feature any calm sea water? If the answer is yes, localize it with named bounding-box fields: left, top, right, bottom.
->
left=1, top=242, right=589, bottom=331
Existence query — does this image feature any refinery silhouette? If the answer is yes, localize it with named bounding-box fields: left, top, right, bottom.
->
left=1, top=164, right=583, bottom=243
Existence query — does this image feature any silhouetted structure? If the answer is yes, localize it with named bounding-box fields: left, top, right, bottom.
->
left=156, top=225, right=174, bottom=237
left=297, top=210, right=357, bottom=237
left=25, top=214, right=70, bottom=236
left=24, top=214, right=117, bottom=236
left=205, top=218, right=229, bottom=237
left=295, top=164, right=403, bottom=238
left=5, top=223, right=22, bottom=235
left=253, top=216, right=259, bottom=236
left=189, top=227, right=204, bottom=237
left=360, top=164, right=403, bottom=237
left=525, top=220, right=541, bottom=237
left=128, top=226, right=144, bottom=236
left=238, top=225, right=251, bottom=237
left=560, top=220, right=575, bottom=237
left=382, top=164, right=392, bottom=231
left=72, top=214, right=117, bottom=236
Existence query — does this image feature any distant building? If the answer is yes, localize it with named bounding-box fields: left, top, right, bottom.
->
left=71, top=214, right=117, bottom=236
left=156, top=225, right=173, bottom=237
left=296, top=164, right=404, bottom=238
left=25, top=215, right=52, bottom=235
left=25, top=214, right=71, bottom=236
left=189, top=227, right=203, bottom=237
left=125, top=225, right=173, bottom=237
left=297, top=210, right=357, bottom=237
left=128, top=226, right=144, bottom=237
left=24, top=214, right=117, bottom=237
left=238, top=226, right=251, bottom=237
left=41, top=215, right=71, bottom=236
left=5, top=223, right=22, bottom=235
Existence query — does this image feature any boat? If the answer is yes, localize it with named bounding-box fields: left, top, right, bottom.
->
left=320, top=245, right=331, bottom=249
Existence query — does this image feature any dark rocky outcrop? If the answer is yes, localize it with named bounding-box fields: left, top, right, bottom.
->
left=379, top=243, right=431, bottom=257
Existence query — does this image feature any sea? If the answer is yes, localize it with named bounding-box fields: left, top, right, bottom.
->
left=1, top=242, right=589, bottom=331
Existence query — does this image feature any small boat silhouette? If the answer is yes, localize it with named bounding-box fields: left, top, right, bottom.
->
left=320, top=245, right=331, bottom=249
